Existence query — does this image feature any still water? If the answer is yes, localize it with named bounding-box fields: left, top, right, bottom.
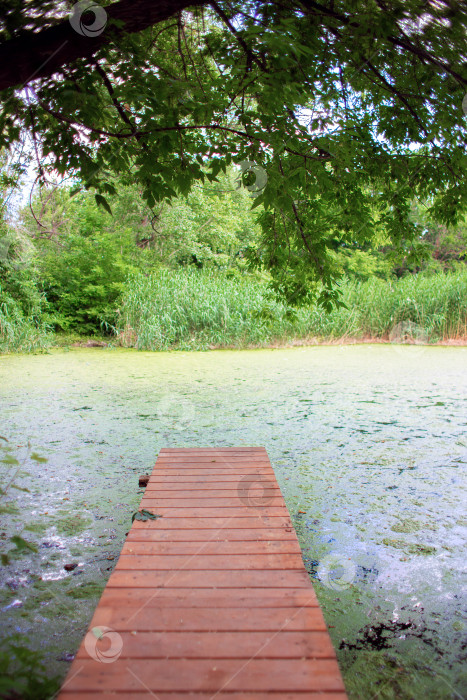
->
left=0, top=346, right=466, bottom=698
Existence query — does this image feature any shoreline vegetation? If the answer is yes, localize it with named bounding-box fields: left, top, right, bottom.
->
left=1, top=269, right=466, bottom=354
left=64, top=335, right=467, bottom=351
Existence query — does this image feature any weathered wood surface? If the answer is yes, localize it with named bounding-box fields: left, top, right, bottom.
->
left=58, top=446, right=347, bottom=698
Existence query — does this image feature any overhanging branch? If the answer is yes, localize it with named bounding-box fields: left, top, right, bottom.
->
left=0, top=0, right=204, bottom=92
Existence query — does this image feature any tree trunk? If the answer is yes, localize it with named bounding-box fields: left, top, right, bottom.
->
left=0, top=0, right=204, bottom=92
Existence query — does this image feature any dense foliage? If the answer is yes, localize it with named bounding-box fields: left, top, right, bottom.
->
left=0, top=0, right=466, bottom=304
left=0, top=166, right=51, bottom=351
left=1, top=166, right=466, bottom=350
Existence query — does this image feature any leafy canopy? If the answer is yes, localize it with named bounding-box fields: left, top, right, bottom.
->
left=0, top=0, right=466, bottom=305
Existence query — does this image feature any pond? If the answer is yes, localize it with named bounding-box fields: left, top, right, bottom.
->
left=0, top=345, right=465, bottom=699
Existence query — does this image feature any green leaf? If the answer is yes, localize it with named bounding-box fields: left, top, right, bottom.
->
left=95, top=194, right=113, bottom=215
left=30, top=453, right=47, bottom=463
left=1, top=456, right=19, bottom=465
left=131, top=509, right=162, bottom=522
left=140, top=509, right=161, bottom=519
left=10, top=536, right=38, bottom=553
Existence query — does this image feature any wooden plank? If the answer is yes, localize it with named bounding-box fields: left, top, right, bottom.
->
left=58, top=659, right=346, bottom=692
left=129, top=516, right=295, bottom=529
left=97, top=588, right=319, bottom=608
left=145, top=486, right=281, bottom=498
left=58, top=447, right=347, bottom=699
left=154, top=464, right=274, bottom=470
left=143, top=488, right=281, bottom=497
left=147, top=475, right=276, bottom=484
left=137, top=505, right=290, bottom=516
left=156, top=456, right=270, bottom=461
left=121, top=540, right=302, bottom=555
left=156, top=457, right=272, bottom=463
left=106, top=569, right=313, bottom=588
left=144, top=469, right=276, bottom=477
left=158, top=447, right=266, bottom=454
left=140, top=497, right=284, bottom=506
left=74, top=630, right=336, bottom=658
left=86, top=606, right=328, bottom=632
left=159, top=446, right=266, bottom=450
left=97, top=588, right=320, bottom=608
left=61, top=694, right=348, bottom=700
left=115, top=553, right=305, bottom=570
left=126, top=527, right=298, bottom=541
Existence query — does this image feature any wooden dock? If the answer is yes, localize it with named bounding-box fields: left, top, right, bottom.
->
left=58, top=447, right=347, bottom=699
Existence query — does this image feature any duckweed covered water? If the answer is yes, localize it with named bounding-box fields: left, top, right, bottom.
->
left=0, top=346, right=465, bottom=699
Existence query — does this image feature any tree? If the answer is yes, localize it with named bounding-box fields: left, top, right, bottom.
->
left=0, top=152, right=43, bottom=318
left=19, top=185, right=142, bottom=333
left=0, top=0, right=466, bottom=305
left=409, top=201, right=467, bottom=273
left=15, top=172, right=259, bottom=333
left=152, top=169, right=262, bottom=267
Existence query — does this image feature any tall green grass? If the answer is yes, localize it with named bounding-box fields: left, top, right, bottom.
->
left=116, top=269, right=467, bottom=350
left=0, top=298, right=51, bottom=353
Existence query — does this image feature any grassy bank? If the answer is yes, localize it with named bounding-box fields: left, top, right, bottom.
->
left=0, top=298, right=51, bottom=354
left=116, top=269, right=467, bottom=350
left=2, top=270, right=466, bottom=353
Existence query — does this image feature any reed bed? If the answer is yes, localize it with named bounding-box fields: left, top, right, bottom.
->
left=116, top=269, right=467, bottom=350
left=0, top=300, right=51, bottom=353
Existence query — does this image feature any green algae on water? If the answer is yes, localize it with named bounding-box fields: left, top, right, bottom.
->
left=382, top=538, right=437, bottom=555
left=0, top=346, right=465, bottom=699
